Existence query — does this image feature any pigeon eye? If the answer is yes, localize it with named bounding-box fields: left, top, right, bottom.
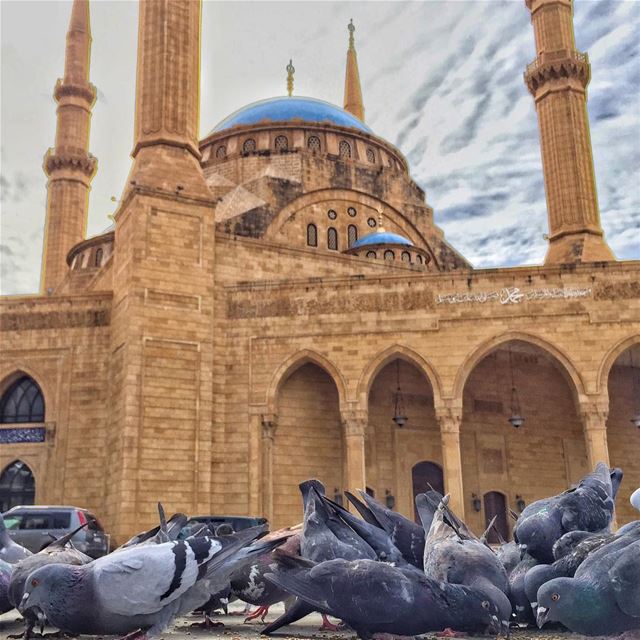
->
left=482, top=601, right=490, bottom=609
left=551, top=593, right=560, bottom=602
left=31, top=579, right=39, bottom=587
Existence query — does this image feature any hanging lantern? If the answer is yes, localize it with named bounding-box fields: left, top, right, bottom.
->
left=385, top=489, right=396, bottom=510
left=507, top=347, right=525, bottom=428
left=392, top=360, right=408, bottom=427
left=471, top=493, right=482, bottom=512
left=515, top=494, right=526, bottom=512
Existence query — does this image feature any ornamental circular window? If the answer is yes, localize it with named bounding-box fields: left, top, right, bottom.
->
left=339, top=140, right=352, bottom=159
left=347, top=207, right=357, bottom=217
left=366, top=148, right=376, bottom=163
left=275, top=135, right=288, bottom=151
left=216, top=145, right=227, bottom=160
left=242, top=139, right=256, bottom=153
left=327, top=209, right=337, bottom=220
left=307, top=136, right=321, bottom=152
left=367, top=217, right=377, bottom=228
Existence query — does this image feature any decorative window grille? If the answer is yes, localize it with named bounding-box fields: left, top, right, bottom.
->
left=307, top=136, right=321, bottom=152
left=366, top=148, right=376, bottom=163
left=401, top=251, right=411, bottom=263
left=216, top=145, right=227, bottom=159
left=275, top=135, right=288, bottom=151
left=0, top=461, right=35, bottom=512
left=327, top=209, right=337, bottom=220
left=367, top=217, right=377, bottom=228
left=384, top=249, right=395, bottom=261
left=339, top=140, right=351, bottom=159
left=0, top=376, right=45, bottom=423
left=347, top=207, right=357, bottom=217
left=242, top=139, right=256, bottom=153
left=348, top=225, right=358, bottom=248
left=366, top=251, right=377, bottom=258
left=307, top=224, right=318, bottom=247
left=94, top=248, right=103, bottom=267
left=416, top=254, right=423, bottom=264
left=327, top=227, right=338, bottom=250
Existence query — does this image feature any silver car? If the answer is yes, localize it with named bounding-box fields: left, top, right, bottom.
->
left=2, top=505, right=110, bottom=558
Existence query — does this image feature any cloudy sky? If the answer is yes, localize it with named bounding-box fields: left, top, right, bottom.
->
left=1, top=0, right=639, bottom=294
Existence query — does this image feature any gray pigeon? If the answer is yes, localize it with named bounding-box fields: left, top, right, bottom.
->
left=496, top=541, right=521, bottom=577
left=116, top=503, right=188, bottom=550
left=19, top=527, right=268, bottom=637
left=0, top=558, right=12, bottom=614
left=421, top=496, right=512, bottom=630
left=514, top=463, right=620, bottom=563
left=0, top=513, right=32, bottom=564
left=264, top=553, right=507, bottom=638
left=508, top=553, right=538, bottom=624
left=536, top=538, right=640, bottom=634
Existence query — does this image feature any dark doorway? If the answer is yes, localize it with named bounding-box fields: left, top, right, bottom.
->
left=483, top=491, right=509, bottom=543
left=0, top=460, right=35, bottom=512
left=412, top=461, right=444, bottom=522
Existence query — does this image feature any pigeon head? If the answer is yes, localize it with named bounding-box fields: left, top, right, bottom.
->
left=461, top=588, right=509, bottom=636
left=514, top=513, right=560, bottom=563
left=536, top=577, right=601, bottom=632
left=18, top=563, right=79, bottom=623
left=524, top=563, right=559, bottom=609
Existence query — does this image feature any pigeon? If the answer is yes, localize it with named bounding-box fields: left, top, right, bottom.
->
left=116, top=503, right=188, bottom=550
left=536, top=538, right=640, bottom=634
left=632, top=488, right=640, bottom=512
left=551, top=530, right=596, bottom=561
left=346, top=489, right=425, bottom=568
left=18, top=526, right=269, bottom=638
left=496, top=541, right=521, bottom=577
left=0, top=558, right=12, bottom=614
left=508, top=553, right=538, bottom=624
left=514, top=463, right=620, bottom=563
left=264, top=552, right=507, bottom=638
left=421, top=496, right=512, bottom=630
left=0, top=513, right=32, bottom=564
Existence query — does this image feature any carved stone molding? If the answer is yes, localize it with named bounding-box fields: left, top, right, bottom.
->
left=436, top=402, right=463, bottom=434
left=580, top=398, right=609, bottom=431
left=43, top=147, right=98, bottom=178
left=53, top=78, right=97, bottom=105
left=261, top=414, right=278, bottom=440
left=524, top=52, right=590, bottom=95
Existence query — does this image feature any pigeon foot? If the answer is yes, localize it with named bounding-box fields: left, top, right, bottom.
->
left=318, top=615, right=340, bottom=632
left=244, top=606, right=270, bottom=623
left=434, top=630, right=467, bottom=638
left=190, top=616, right=224, bottom=630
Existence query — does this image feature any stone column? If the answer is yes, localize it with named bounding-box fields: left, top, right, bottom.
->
left=342, top=411, right=367, bottom=505
left=437, top=403, right=465, bottom=519
left=580, top=398, right=610, bottom=469
left=261, top=414, right=277, bottom=524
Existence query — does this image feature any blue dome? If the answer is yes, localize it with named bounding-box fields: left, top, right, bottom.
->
left=352, top=230, right=413, bottom=249
left=211, top=97, right=372, bottom=134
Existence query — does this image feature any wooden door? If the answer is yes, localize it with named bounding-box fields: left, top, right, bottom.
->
left=483, top=491, right=509, bottom=543
left=411, top=461, right=444, bottom=522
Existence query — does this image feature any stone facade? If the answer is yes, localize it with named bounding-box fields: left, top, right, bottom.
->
left=1, top=0, right=638, bottom=543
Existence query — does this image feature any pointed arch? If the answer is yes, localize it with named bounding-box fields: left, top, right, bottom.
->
left=597, top=335, right=640, bottom=394
left=266, top=349, right=349, bottom=415
left=452, top=332, right=586, bottom=405
left=0, top=371, right=46, bottom=423
left=357, top=345, right=443, bottom=410
left=0, top=459, right=36, bottom=511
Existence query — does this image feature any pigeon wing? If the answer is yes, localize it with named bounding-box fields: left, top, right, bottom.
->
left=94, top=540, right=218, bottom=616
left=609, top=540, right=640, bottom=618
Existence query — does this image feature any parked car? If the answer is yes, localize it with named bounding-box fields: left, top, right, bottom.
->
left=2, top=505, right=110, bottom=558
left=180, top=515, right=267, bottom=538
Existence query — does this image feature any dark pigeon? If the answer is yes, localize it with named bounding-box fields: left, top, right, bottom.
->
left=0, top=513, right=32, bottom=564
left=536, top=537, right=640, bottom=634
left=19, top=526, right=269, bottom=638
left=0, top=558, right=12, bottom=614
left=514, top=463, right=619, bottom=563
left=264, top=553, right=507, bottom=638
left=496, top=541, right=521, bottom=577
left=346, top=489, right=425, bottom=568
left=116, top=503, right=188, bottom=550
left=551, top=530, right=596, bottom=561
left=421, top=496, right=512, bottom=630
left=509, top=553, right=538, bottom=624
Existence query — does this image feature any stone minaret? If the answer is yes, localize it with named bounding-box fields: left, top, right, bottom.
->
left=106, top=0, right=216, bottom=540
left=41, top=0, right=97, bottom=293
left=343, top=19, right=365, bottom=122
left=524, top=0, right=614, bottom=264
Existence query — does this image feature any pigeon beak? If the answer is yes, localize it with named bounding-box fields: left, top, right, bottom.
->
left=536, top=606, right=550, bottom=628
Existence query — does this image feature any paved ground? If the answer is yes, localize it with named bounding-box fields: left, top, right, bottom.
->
left=0, top=603, right=634, bottom=640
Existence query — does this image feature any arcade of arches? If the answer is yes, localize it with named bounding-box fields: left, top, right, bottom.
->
left=1, top=339, right=639, bottom=539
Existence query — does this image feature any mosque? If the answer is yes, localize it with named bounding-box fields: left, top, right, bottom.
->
left=1, top=0, right=638, bottom=544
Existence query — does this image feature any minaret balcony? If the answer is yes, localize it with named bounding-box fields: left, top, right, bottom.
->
left=524, top=49, right=590, bottom=95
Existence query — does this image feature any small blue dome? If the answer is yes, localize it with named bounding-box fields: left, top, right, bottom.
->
left=211, top=97, right=372, bottom=134
left=352, top=230, right=413, bottom=249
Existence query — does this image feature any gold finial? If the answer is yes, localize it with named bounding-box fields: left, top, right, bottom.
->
left=348, top=18, right=355, bottom=51
left=286, top=59, right=295, bottom=97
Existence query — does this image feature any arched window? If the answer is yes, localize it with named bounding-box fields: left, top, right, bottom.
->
left=366, top=148, right=376, bottom=163
left=327, top=227, right=338, bottom=250
left=384, top=249, right=395, bottom=261
left=484, top=491, right=509, bottom=543
left=0, top=376, right=45, bottom=423
left=401, top=251, right=411, bottom=263
left=339, top=140, right=351, bottom=159
left=366, top=250, right=377, bottom=259
left=242, top=138, right=256, bottom=153
left=275, top=135, right=288, bottom=152
left=307, top=136, right=321, bottom=152
left=307, top=223, right=318, bottom=247
left=0, top=460, right=35, bottom=512
left=216, top=145, right=227, bottom=160
left=348, top=225, right=358, bottom=248
left=94, top=247, right=103, bottom=267
left=416, top=254, right=423, bottom=264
